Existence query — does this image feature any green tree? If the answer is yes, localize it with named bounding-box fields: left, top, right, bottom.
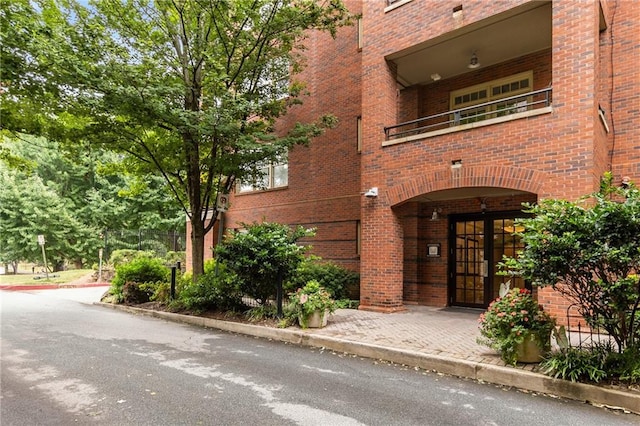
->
left=0, top=168, right=95, bottom=271
left=502, top=173, right=640, bottom=352
left=1, top=0, right=353, bottom=279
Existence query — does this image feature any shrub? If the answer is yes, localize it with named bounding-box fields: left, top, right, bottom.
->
left=177, top=264, right=243, bottom=312
left=163, top=251, right=186, bottom=267
left=109, top=249, right=155, bottom=268
left=215, top=222, right=315, bottom=305
left=288, top=259, right=359, bottom=300
left=109, top=257, right=169, bottom=304
left=604, top=345, right=640, bottom=383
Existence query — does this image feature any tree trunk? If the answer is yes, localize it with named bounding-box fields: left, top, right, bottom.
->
left=190, top=214, right=206, bottom=280
left=53, top=261, right=65, bottom=272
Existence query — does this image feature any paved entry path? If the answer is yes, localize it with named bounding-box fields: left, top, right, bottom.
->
left=310, top=306, right=538, bottom=371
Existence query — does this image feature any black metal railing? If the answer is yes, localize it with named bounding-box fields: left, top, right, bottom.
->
left=103, top=229, right=186, bottom=260
left=563, top=303, right=611, bottom=350
left=384, top=87, right=552, bottom=140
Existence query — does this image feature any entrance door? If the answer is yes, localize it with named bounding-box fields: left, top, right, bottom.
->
left=449, top=213, right=527, bottom=308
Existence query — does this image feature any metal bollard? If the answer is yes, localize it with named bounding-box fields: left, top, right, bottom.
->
left=170, top=265, right=177, bottom=300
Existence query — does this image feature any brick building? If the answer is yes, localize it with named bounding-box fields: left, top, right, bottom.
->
left=188, top=0, right=639, bottom=318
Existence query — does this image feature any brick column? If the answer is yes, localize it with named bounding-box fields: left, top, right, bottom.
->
left=360, top=195, right=405, bottom=312
left=359, top=1, right=405, bottom=312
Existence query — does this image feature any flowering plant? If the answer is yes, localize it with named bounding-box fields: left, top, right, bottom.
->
left=477, top=287, right=555, bottom=365
left=289, top=280, right=336, bottom=328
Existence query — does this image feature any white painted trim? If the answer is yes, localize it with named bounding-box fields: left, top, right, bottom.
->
left=384, top=0, right=413, bottom=13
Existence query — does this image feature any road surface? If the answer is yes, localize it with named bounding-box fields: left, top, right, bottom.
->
left=1, top=288, right=637, bottom=425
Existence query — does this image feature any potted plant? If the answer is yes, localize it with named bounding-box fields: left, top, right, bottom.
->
left=289, top=280, right=337, bottom=329
left=477, top=287, right=556, bottom=365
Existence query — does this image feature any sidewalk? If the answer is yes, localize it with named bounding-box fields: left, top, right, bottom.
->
left=96, top=301, right=640, bottom=415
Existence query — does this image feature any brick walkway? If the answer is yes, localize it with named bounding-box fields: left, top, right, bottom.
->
left=303, top=305, right=541, bottom=372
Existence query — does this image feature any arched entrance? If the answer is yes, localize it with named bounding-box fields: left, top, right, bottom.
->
left=386, top=166, right=546, bottom=309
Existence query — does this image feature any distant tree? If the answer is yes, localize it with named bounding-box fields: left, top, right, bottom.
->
left=502, top=173, right=640, bottom=352
left=0, top=168, right=94, bottom=271
left=1, top=0, right=353, bottom=279
left=0, top=136, right=184, bottom=269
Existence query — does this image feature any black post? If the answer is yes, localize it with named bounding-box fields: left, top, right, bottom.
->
left=214, top=212, right=224, bottom=276
left=276, top=269, right=283, bottom=318
left=170, top=265, right=176, bottom=300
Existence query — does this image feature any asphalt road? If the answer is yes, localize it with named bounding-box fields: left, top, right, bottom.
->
left=1, top=288, right=637, bottom=425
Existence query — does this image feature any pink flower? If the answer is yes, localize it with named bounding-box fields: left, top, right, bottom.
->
left=497, top=312, right=505, bottom=317
left=299, top=294, right=308, bottom=304
left=511, top=311, right=516, bottom=316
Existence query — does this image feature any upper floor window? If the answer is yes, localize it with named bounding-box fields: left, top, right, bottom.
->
left=237, top=160, right=288, bottom=193
left=450, top=71, right=533, bottom=125
left=385, top=0, right=413, bottom=12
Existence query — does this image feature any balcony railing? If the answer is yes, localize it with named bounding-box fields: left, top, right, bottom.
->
left=384, top=87, right=552, bottom=140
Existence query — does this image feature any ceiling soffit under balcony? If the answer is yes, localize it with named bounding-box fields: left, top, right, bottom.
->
left=387, top=2, right=552, bottom=87
left=411, top=187, right=530, bottom=203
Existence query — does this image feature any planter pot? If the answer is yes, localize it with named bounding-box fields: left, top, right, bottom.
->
left=299, top=309, right=328, bottom=328
left=516, top=332, right=547, bottom=363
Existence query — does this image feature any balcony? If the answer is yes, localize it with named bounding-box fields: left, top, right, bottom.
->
left=382, top=1, right=552, bottom=146
left=384, top=87, right=552, bottom=144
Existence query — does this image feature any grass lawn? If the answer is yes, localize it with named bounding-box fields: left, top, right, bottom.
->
left=0, top=269, right=94, bottom=286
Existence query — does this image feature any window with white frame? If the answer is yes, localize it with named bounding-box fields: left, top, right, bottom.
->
left=238, top=160, right=288, bottom=193
left=450, top=71, right=533, bottom=125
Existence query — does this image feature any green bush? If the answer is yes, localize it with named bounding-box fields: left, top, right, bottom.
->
left=109, top=249, right=155, bottom=268
left=287, top=259, right=359, bottom=300
left=177, top=264, right=243, bottom=312
left=604, top=345, right=640, bottom=383
left=215, top=222, right=314, bottom=305
left=501, top=173, right=640, bottom=352
left=163, top=251, right=186, bottom=267
left=109, top=257, right=170, bottom=303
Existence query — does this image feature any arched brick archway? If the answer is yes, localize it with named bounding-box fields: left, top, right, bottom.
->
left=386, top=165, right=548, bottom=207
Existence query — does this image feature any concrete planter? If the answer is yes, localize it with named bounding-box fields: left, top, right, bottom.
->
left=516, top=332, right=546, bottom=363
left=300, top=309, right=328, bottom=328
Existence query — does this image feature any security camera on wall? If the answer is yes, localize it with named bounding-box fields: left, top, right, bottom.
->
left=364, top=187, right=378, bottom=198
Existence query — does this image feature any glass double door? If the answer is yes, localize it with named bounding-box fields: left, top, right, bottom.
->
left=450, top=214, right=526, bottom=308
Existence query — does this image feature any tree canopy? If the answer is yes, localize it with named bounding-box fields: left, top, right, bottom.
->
left=1, top=0, right=353, bottom=278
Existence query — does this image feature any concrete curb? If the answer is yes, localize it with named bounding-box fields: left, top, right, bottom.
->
left=0, top=283, right=110, bottom=291
left=94, top=302, right=640, bottom=415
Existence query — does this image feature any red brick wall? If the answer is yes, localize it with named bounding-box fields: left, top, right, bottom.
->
left=607, top=1, right=640, bottom=183
left=359, top=0, right=608, bottom=310
left=217, top=0, right=363, bottom=271
left=185, top=0, right=639, bottom=317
